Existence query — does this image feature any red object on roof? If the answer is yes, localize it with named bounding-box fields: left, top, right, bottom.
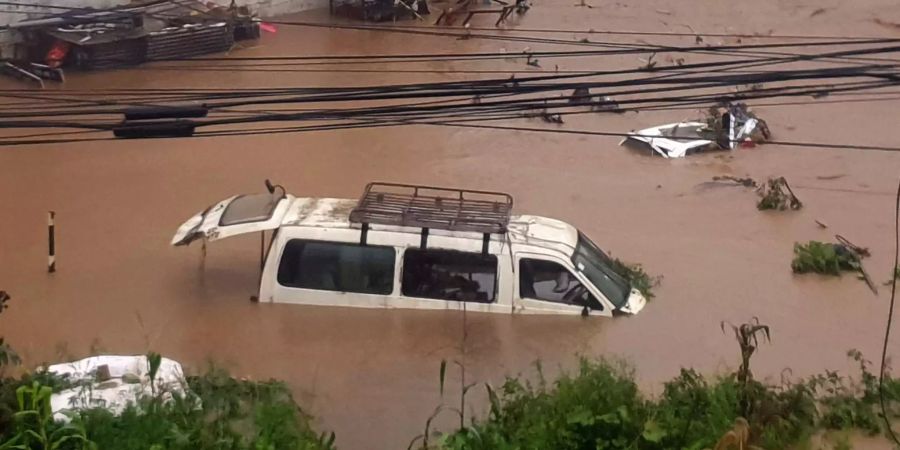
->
left=46, top=40, right=71, bottom=68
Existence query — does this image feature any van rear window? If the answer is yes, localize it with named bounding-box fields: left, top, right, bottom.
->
left=219, top=193, right=282, bottom=226
left=277, top=240, right=395, bottom=295
left=401, top=249, right=497, bottom=303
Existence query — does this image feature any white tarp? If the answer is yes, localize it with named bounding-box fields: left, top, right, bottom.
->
left=47, top=355, right=187, bottom=421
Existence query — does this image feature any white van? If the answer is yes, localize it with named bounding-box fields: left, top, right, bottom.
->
left=171, top=182, right=646, bottom=317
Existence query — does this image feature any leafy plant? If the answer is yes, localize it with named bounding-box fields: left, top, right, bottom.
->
left=1, top=381, right=94, bottom=450
left=792, top=241, right=861, bottom=275
left=145, top=352, right=161, bottom=395
left=609, top=259, right=662, bottom=299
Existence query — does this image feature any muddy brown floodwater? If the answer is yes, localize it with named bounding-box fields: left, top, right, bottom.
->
left=2, top=0, right=900, bottom=448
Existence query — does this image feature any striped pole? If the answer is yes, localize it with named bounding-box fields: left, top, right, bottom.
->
left=48, top=211, right=56, bottom=273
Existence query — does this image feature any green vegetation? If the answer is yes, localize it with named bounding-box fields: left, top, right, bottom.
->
left=429, top=320, right=900, bottom=450
left=792, top=241, right=861, bottom=275
left=81, top=368, right=334, bottom=450
left=609, top=259, right=662, bottom=300
left=0, top=291, right=22, bottom=439
left=437, top=360, right=845, bottom=450
left=0, top=363, right=334, bottom=450
left=0, top=292, right=20, bottom=371
left=0, top=381, right=92, bottom=450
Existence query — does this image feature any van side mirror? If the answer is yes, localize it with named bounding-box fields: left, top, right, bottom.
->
left=581, top=305, right=589, bottom=317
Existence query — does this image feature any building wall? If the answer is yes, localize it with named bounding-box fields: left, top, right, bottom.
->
left=0, top=0, right=328, bottom=57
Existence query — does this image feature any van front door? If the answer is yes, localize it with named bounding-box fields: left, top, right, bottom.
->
left=515, top=254, right=610, bottom=316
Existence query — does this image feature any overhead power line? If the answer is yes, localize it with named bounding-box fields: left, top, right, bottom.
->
left=265, top=20, right=888, bottom=42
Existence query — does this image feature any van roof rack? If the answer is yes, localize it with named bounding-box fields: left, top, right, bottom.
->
left=349, top=182, right=514, bottom=235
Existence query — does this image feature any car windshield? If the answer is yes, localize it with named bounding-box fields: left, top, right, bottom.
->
left=572, top=232, right=631, bottom=308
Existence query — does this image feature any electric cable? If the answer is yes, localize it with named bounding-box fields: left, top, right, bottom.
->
left=878, top=178, right=900, bottom=446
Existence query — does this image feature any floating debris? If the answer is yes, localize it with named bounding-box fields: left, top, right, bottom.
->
left=568, top=87, right=593, bottom=106
left=792, top=241, right=860, bottom=275
left=712, top=175, right=758, bottom=188
left=592, top=95, right=623, bottom=113
left=757, top=177, right=802, bottom=210
left=540, top=112, right=564, bottom=123
left=619, top=103, right=769, bottom=158
left=566, top=88, right=622, bottom=113
left=638, top=52, right=657, bottom=70
left=704, top=103, right=771, bottom=150
left=792, top=237, right=877, bottom=294
left=835, top=234, right=870, bottom=258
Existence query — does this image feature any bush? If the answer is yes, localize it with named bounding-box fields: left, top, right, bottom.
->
left=438, top=351, right=900, bottom=450
left=0, top=366, right=334, bottom=450
left=651, top=369, right=742, bottom=449
left=443, top=359, right=649, bottom=450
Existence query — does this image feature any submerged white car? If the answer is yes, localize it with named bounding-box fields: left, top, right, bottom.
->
left=620, top=121, right=714, bottom=158
left=620, top=111, right=763, bottom=158
left=172, top=182, right=646, bottom=317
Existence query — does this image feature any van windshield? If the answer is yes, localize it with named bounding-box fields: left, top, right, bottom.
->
left=572, top=232, right=630, bottom=308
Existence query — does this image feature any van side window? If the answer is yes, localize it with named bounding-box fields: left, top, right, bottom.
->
left=402, top=249, right=497, bottom=303
left=519, top=258, right=600, bottom=310
left=277, top=240, right=395, bottom=295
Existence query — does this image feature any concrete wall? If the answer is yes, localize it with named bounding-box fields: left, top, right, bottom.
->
left=0, top=0, right=327, bottom=57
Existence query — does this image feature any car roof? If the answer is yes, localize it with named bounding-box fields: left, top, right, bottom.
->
left=279, top=197, right=579, bottom=254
